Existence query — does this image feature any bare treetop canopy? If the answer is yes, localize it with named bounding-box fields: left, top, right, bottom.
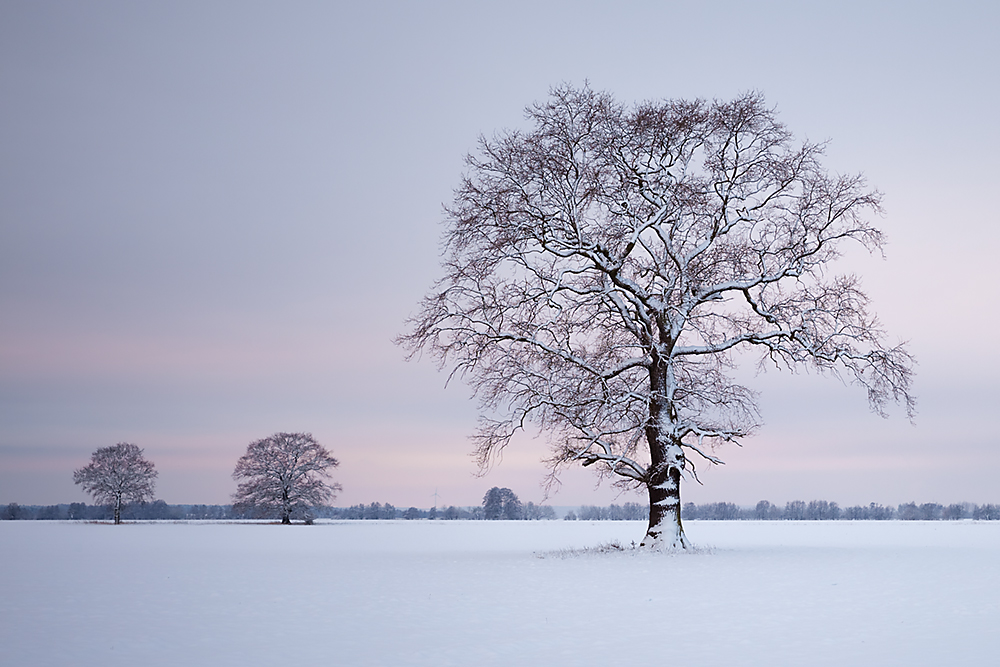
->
left=400, top=85, right=914, bottom=549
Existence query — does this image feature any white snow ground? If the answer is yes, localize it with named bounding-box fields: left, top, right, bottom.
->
left=2, top=520, right=998, bottom=666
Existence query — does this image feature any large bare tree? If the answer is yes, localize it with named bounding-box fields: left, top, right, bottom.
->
left=73, top=443, right=158, bottom=524
left=400, top=85, right=914, bottom=548
left=232, top=432, right=340, bottom=524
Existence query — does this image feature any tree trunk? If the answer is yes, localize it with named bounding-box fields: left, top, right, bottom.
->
left=640, top=465, right=687, bottom=549
left=281, top=490, right=291, bottom=524
left=639, top=344, right=688, bottom=549
left=640, top=361, right=688, bottom=549
left=114, top=496, right=121, bottom=525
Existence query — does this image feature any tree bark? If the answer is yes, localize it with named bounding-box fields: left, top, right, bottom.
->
left=114, top=496, right=122, bottom=525
left=641, top=466, right=686, bottom=549
left=639, top=352, right=688, bottom=549
left=281, top=487, right=291, bottom=524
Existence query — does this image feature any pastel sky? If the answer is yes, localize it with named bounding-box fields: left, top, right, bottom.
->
left=2, top=1, right=998, bottom=509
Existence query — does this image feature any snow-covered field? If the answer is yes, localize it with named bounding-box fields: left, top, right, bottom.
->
left=2, top=520, right=998, bottom=666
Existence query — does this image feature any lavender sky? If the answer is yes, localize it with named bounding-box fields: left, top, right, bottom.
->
left=2, top=1, right=998, bottom=508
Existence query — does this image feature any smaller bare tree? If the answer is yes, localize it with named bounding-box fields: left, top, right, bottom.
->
left=232, top=432, right=341, bottom=524
left=73, top=443, right=158, bottom=524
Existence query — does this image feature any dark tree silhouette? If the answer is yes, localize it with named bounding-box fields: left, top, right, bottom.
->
left=73, top=443, right=157, bottom=524
left=483, top=486, right=522, bottom=520
left=401, top=84, right=914, bottom=548
left=232, top=432, right=340, bottom=524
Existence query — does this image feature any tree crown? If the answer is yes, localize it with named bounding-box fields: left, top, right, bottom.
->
left=400, top=84, right=914, bottom=492
left=73, top=442, right=157, bottom=507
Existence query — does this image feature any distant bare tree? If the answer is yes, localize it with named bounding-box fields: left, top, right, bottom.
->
left=755, top=500, right=780, bottom=520
left=483, top=486, right=522, bottom=520
left=523, top=501, right=558, bottom=520
left=73, top=443, right=157, bottom=524
left=400, top=84, right=914, bottom=548
left=231, top=432, right=341, bottom=524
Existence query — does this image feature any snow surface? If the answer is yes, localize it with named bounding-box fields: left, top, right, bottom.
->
left=2, top=520, right=998, bottom=666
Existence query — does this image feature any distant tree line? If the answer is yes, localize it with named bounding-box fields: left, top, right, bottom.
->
left=564, top=503, right=649, bottom=521
left=323, top=490, right=558, bottom=521
left=1, top=501, right=234, bottom=521
left=681, top=501, right=1000, bottom=521
left=0, top=497, right=558, bottom=522
left=324, top=503, right=475, bottom=520
left=7, top=499, right=1000, bottom=522
left=560, top=501, right=1000, bottom=521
